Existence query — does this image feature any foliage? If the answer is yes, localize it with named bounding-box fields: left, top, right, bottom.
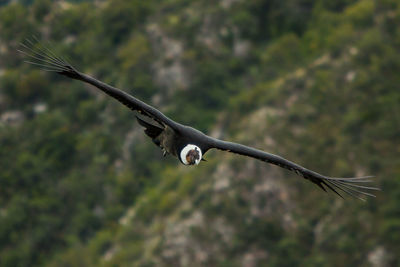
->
left=0, top=0, right=399, bottom=266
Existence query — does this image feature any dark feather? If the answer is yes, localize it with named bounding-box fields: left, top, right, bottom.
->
left=136, top=115, right=164, bottom=139
left=18, top=38, right=182, bottom=132
left=210, top=138, right=379, bottom=200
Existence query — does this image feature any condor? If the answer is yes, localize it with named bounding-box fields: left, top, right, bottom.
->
left=19, top=39, right=379, bottom=201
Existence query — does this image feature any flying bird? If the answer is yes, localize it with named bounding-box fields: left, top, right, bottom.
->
left=19, top=39, right=379, bottom=201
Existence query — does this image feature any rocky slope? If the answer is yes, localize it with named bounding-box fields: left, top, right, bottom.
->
left=0, top=0, right=399, bottom=266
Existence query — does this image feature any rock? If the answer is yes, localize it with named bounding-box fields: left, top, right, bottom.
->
left=368, top=246, right=390, bottom=267
left=1, top=110, right=24, bottom=126
left=147, top=24, right=190, bottom=92
left=33, top=102, right=47, bottom=114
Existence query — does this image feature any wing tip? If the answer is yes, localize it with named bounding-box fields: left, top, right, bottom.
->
left=18, top=36, right=79, bottom=78
left=320, top=175, right=380, bottom=201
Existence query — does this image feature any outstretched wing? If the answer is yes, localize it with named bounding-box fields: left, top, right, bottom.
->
left=18, top=38, right=182, bottom=131
left=209, top=138, right=379, bottom=201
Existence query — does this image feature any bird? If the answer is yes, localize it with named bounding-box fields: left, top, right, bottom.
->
left=19, top=38, right=379, bottom=201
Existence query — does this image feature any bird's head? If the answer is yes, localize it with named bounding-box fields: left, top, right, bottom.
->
left=180, top=144, right=202, bottom=165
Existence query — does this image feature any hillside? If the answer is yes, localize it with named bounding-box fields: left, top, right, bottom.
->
left=1, top=0, right=399, bottom=266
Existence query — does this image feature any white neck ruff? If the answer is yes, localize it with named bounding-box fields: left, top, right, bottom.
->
left=180, top=144, right=202, bottom=165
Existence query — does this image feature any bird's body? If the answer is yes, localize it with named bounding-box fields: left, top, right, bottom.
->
left=19, top=39, right=379, bottom=200
left=157, top=125, right=180, bottom=157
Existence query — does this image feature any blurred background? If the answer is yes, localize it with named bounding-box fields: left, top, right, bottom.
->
left=0, top=0, right=399, bottom=266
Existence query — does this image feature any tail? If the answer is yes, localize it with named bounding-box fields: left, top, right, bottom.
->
left=18, top=36, right=81, bottom=80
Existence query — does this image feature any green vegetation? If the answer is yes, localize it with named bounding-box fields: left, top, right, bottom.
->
left=0, top=0, right=399, bottom=266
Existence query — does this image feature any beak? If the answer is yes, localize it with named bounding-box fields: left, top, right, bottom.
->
left=201, top=158, right=207, bottom=162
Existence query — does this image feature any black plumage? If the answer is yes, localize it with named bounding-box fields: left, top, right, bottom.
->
left=19, top=39, right=380, bottom=200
